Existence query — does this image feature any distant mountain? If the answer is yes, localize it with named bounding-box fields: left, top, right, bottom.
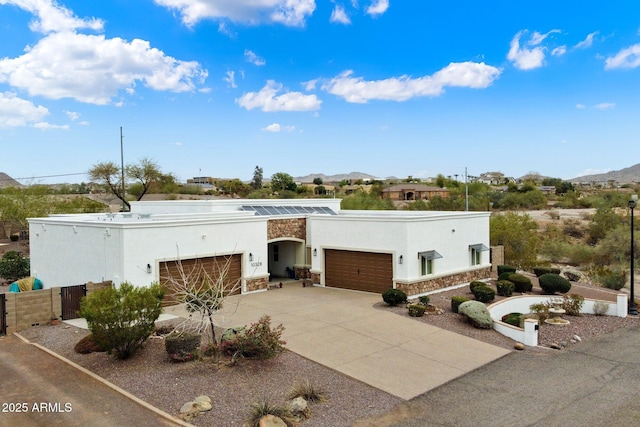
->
left=0, top=172, right=22, bottom=188
left=294, top=172, right=392, bottom=183
left=570, top=163, right=640, bottom=183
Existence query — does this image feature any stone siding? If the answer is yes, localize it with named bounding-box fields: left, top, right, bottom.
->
left=267, top=218, right=306, bottom=241
left=490, top=246, right=504, bottom=274
left=246, top=276, right=269, bottom=292
left=310, top=272, right=321, bottom=285
left=294, top=266, right=311, bottom=279
left=396, top=268, right=491, bottom=296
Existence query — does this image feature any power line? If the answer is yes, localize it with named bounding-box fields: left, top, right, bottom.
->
left=1, top=172, right=88, bottom=182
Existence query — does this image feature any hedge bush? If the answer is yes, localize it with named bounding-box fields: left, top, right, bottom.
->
left=471, top=285, right=496, bottom=303
left=382, top=288, right=407, bottom=306
left=408, top=304, right=427, bottom=317
left=80, top=282, right=165, bottom=360
left=469, top=280, right=487, bottom=293
left=501, top=312, right=522, bottom=327
left=538, top=273, right=572, bottom=294
left=497, top=265, right=517, bottom=276
left=0, top=251, right=30, bottom=282
left=451, top=295, right=469, bottom=313
left=418, top=295, right=430, bottom=305
left=532, top=267, right=562, bottom=277
left=496, top=280, right=515, bottom=297
left=504, top=273, right=532, bottom=293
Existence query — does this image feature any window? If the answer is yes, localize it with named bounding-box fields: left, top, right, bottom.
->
left=469, top=243, right=489, bottom=266
left=273, top=245, right=279, bottom=262
left=418, top=250, right=441, bottom=276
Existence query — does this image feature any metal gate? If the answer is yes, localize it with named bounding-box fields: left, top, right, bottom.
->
left=0, top=293, right=6, bottom=336
left=61, top=284, right=87, bottom=320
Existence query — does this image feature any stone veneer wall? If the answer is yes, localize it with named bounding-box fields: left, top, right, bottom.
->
left=395, top=268, right=491, bottom=296
left=267, top=218, right=306, bottom=240
left=246, top=276, right=269, bottom=292
left=310, top=272, right=321, bottom=285
left=3, top=281, right=113, bottom=334
left=294, top=266, right=311, bottom=279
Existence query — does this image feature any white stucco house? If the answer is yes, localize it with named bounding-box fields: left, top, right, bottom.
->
left=28, top=199, right=494, bottom=299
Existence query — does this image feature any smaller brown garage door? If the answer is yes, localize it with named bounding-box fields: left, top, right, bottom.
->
left=160, top=254, right=242, bottom=306
left=325, top=249, right=393, bottom=293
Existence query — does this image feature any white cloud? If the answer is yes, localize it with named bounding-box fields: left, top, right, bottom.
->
left=575, top=103, right=586, bottom=109
left=366, top=0, right=388, bottom=16
left=507, top=30, right=547, bottom=70
left=65, top=110, right=80, bottom=121
left=551, top=45, right=567, bottom=56
left=575, top=168, right=611, bottom=177
left=0, top=32, right=207, bottom=104
left=575, top=31, right=599, bottom=49
left=303, top=79, right=318, bottom=91
left=244, top=49, right=266, bottom=66
left=32, top=122, right=69, bottom=130
left=262, top=123, right=295, bottom=132
left=594, top=102, right=615, bottom=110
left=322, top=61, right=501, bottom=103
left=223, top=70, right=237, bottom=88
left=1, top=0, right=104, bottom=34
left=0, top=92, right=49, bottom=127
left=154, top=0, right=316, bottom=27
left=236, top=80, right=322, bottom=112
left=330, top=5, right=351, bottom=24
left=605, top=44, right=640, bottom=69
left=528, top=29, right=560, bottom=46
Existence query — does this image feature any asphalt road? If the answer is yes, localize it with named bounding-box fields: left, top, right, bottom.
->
left=354, top=322, right=640, bottom=427
left=0, top=334, right=180, bottom=427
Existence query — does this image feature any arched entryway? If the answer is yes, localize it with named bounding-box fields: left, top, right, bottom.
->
left=268, top=238, right=307, bottom=280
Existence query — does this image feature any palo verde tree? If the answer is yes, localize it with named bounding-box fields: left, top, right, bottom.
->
left=0, top=185, right=53, bottom=236
left=490, top=211, right=539, bottom=269
left=88, top=157, right=165, bottom=211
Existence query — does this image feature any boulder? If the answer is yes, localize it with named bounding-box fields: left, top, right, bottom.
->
left=193, top=395, right=212, bottom=412
left=514, top=342, right=525, bottom=351
left=259, top=414, right=287, bottom=427
left=458, top=301, right=493, bottom=329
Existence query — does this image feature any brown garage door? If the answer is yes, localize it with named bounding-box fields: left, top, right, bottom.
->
left=160, top=254, right=242, bottom=306
left=325, top=249, right=393, bottom=293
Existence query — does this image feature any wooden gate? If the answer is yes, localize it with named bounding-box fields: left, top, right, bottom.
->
left=61, top=284, right=87, bottom=320
left=0, top=293, right=6, bottom=336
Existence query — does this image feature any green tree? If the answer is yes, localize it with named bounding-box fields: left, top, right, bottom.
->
left=312, top=177, right=323, bottom=185
left=0, top=186, right=53, bottom=236
left=490, top=212, right=539, bottom=269
left=251, top=166, right=264, bottom=190
left=270, top=172, right=297, bottom=193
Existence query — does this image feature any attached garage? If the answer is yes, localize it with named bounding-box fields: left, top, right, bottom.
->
left=159, top=254, right=242, bottom=306
left=324, top=249, right=393, bottom=293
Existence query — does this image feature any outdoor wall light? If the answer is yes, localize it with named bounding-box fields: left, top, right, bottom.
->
left=399, top=255, right=404, bottom=264
left=249, top=253, right=253, bottom=262
left=201, top=234, right=207, bottom=239
left=451, top=229, right=456, bottom=233
left=146, top=264, right=152, bottom=274
left=313, top=248, right=318, bottom=257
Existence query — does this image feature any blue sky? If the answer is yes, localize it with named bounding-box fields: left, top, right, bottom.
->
left=1, top=1, right=640, bottom=184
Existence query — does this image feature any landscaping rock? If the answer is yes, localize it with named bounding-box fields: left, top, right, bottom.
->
left=458, top=301, right=493, bottom=329
left=193, top=395, right=212, bottom=411
left=514, top=342, right=525, bottom=351
left=259, top=414, right=287, bottom=427
left=550, top=343, right=562, bottom=350
left=179, top=395, right=212, bottom=421
left=289, top=396, right=310, bottom=420
left=573, top=335, right=582, bottom=342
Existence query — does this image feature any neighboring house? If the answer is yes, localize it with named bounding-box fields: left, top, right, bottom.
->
left=28, top=199, right=492, bottom=298
left=381, top=184, right=449, bottom=201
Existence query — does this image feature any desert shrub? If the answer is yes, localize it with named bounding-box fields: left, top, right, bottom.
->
left=496, top=280, right=515, bottom=297
left=288, top=380, right=328, bottom=403
left=563, top=294, right=585, bottom=316
left=563, top=271, right=582, bottom=282
left=504, top=273, right=533, bottom=293
left=566, top=244, right=595, bottom=266
left=469, top=280, right=487, bottom=293
left=471, top=285, right=496, bottom=303
left=501, top=312, right=523, bottom=327
left=80, top=282, right=165, bottom=360
left=74, top=334, right=105, bottom=354
left=458, top=301, right=493, bottom=329
left=222, top=315, right=286, bottom=361
left=497, top=265, right=517, bottom=276
left=596, top=267, right=627, bottom=290
left=165, top=332, right=201, bottom=362
left=533, top=267, right=561, bottom=277
left=408, top=304, right=427, bottom=317
left=418, top=295, right=430, bottom=305
left=529, top=303, right=550, bottom=322
left=0, top=251, right=30, bottom=282
left=382, top=288, right=407, bottom=306
left=246, top=399, right=296, bottom=427
left=451, top=296, right=469, bottom=313
left=539, top=273, right=572, bottom=294
left=593, top=301, right=610, bottom=316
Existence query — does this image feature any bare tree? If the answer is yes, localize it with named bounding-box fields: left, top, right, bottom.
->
left=162, top=253, right=243, bottom=344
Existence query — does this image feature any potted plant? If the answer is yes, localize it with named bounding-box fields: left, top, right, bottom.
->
left=51, top=312, right=60, bottom=326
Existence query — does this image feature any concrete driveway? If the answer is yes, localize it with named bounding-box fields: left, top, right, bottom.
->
left=164, top=282, right=510, bottom=400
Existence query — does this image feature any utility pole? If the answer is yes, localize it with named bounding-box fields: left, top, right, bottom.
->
left=120, top=126, right=126, bottom=212
left=465, top=167, right=469, bottom=212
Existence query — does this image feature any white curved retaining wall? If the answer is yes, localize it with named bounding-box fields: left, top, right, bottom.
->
left=488, top=294, right=628, bottom=347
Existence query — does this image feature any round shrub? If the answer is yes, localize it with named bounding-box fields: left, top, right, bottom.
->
left=497, top=265, right=517, bottom=276
left=504, top=273, right=533, bottom=293
left=408, top=304, right=427, bottom=317
left=451, top=295, right=469, bottom=313
left=538, top=273, right=572, bottom=294
left=501, top=312, right=522, bottom=327
left=471, top=285, right=496, bottom=303
left=533, top=267, right=561, bottom=277
left=469, top=280, right=487, bottom=293
left=496, top=280, right=515, bottom=297
left=382, top=288, right=407, bottom=306
left=418, top=295, right=430, bottom=305
left=497, top=272, right=514, bottom=281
